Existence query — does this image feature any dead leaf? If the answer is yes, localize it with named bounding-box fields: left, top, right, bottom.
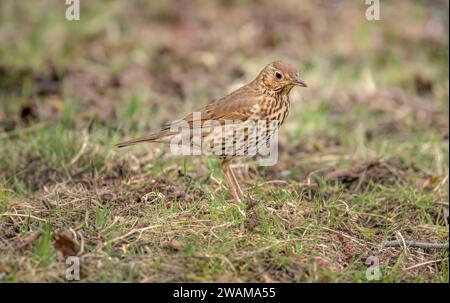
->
left=161, top=239, right=185, bottom=252
left=50, top=98, right=65, bottom=112
left=0, top=265, right=12, bottom=273
left=53, top=232, right=80, bottom=257
left=414, top=73, right=433, bottom=95
left=19, top=98, right=39, bottom=124
left=337, top=234, right=353, bottom=267
left=325, top=158, right=405, bottom=192
left=422, top=176, right=440, bottom=190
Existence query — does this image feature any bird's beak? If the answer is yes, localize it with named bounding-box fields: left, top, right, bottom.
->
left=294, top=78, right=308, bottom=87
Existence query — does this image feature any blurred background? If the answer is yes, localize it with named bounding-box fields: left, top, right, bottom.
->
left=0, top=1, right=448, bottom=282
left=1, top=1, right=448, bottom=135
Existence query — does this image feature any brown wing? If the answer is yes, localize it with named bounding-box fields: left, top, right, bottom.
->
left=183, top=84, right=260, bottom=125
left=116, top=84, right=259, bottom=148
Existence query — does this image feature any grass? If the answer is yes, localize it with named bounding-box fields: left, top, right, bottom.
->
left=0, top=0, right=448, bottom=282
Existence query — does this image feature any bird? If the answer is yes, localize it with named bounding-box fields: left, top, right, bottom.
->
left=116, top=60, right=307, bottom=202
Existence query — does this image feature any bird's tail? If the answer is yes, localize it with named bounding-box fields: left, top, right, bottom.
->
left=115, top=129, right=174, bottom=148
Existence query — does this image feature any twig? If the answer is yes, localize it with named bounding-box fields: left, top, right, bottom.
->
left=404, top=258, right=448, bottom=271
left=260, top=180, right=289, bottom=186
left=395, top=231, right=409, bottom=253
left=0, top=213, right=47, bottom=222
left=384, top=240, right=449, bottom=250
left=106, top=225, right=161, bottom=245
left=77, top=231, right=85, bottom=256
left=102, top=216, right=122, bottom=233
left=70, top=134, right=88, bottom=166
left=322, top=227, right=365, bottom=246
left=434, top=201, right=449, bottom=207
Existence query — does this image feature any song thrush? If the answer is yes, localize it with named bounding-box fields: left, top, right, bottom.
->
left=116, top=60, right=307, bottom=202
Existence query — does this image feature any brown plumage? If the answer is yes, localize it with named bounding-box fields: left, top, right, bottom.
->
left=116, top=60, right=307, bottom=202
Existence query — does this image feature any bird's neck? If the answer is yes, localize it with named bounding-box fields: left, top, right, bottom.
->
left=261, top=86, right=293, bottom=102
left=250, top=79, right=293, bottom=100
left=278, top=85, right=294, bottom=97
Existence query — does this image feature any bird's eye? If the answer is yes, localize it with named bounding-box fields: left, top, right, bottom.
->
left=275, top=71, right=282, bottom=80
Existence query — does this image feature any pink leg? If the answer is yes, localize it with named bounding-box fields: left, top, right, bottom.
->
left=221, top=160, right=243, bottom=202
left=228, top=166, right=244, bottom=198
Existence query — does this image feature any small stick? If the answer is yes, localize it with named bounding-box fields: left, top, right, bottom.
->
left=404, top=258, right=448, bottom=271
left=261, top=180, right=289, bottom=185
left=70, top=134, right=88, bottom=166
left=384, top=240, right=449, bottom=250
left=107, top=224, right=160, bottom=245
left=0, top=213, right=47, bottom=222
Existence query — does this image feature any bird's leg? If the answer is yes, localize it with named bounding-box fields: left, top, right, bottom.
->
left=221, top=160, right=242, bottom=202
left=228, top=165, right=244, bottom=198
left=226, top=169, right=242, bottom=203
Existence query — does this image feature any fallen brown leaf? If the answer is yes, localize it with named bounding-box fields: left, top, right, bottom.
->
left=161, top=239, right=186, bottom=252
left=53, top=232, right=80, bottom=257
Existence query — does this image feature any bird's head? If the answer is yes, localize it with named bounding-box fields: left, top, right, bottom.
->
left=255, top=60, right=307, bottom=93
